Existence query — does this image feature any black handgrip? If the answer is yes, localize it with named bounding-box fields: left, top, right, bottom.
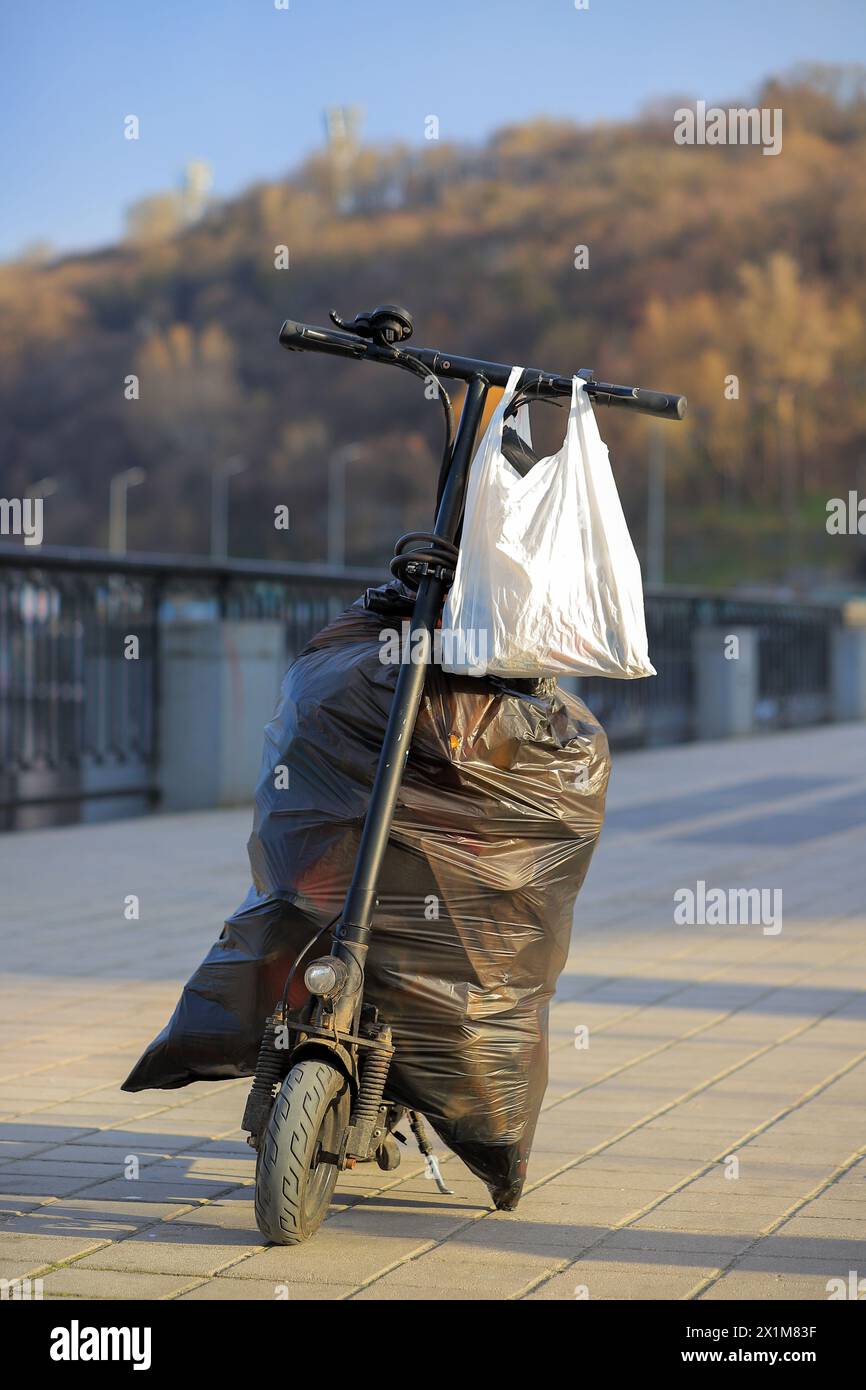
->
left=632, top=387, right=687, bottom=420
left=589, top=382, right=687, bottom=420
left=279, top=319, right=367, bottom=358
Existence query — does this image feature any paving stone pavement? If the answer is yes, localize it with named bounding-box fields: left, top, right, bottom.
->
left=1, top=723, right=865, bottom=1301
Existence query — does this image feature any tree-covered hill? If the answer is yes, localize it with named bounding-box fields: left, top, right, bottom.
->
left=2, top=65, right=865, bottom=586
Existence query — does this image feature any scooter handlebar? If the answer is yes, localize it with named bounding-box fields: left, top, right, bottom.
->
left=279, top=318, right=687, bottom=420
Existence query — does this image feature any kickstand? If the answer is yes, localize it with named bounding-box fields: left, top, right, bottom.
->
left=408, top=1110, right=454, bottom=1194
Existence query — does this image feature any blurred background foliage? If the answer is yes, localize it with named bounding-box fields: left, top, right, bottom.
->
left=2, top=65, right=865, bottom=587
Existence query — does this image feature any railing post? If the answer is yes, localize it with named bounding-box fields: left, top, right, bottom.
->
left=692, top=626, right=758, bottom=740
left=832, top=604, right=866, bottom=722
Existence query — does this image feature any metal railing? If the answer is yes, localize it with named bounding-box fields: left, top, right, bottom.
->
left=0, top=544, right=842, bottom=828
left=0, top=546, right=378, bottom=829
left=577, top=588, right=838, bottom=747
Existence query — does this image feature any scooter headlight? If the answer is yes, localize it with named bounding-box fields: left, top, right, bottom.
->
left=303, top=957, right=348, bottom=999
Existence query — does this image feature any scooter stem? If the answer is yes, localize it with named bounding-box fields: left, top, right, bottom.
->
left=329, top=374, right=490, bottom=1031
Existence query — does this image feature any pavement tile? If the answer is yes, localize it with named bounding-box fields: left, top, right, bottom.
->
left=1, top=1200, right=195, bottom=1236
left=0, top=1125, right=91, bottom=1144
left=40, top=1267, right=201, bottom=1300
left=72, top=1177, right=236, bottom=1203
left=224, top=1227, right=433, bottom=1285
left=0, top=1161, right=126, bottom=1182
left=0, top=1232, right=110, bottom=1277
left=602, top=1228, right=754, bottom=1258
left=353, top=1244, right=564, bottom=1294
left=71, top=1228, right=261, bottom=1276
left=179, top=1278, right=356, bottom=1300
left=0, top=1177, right=94, bottom=1197
left=525, top=1260, right=719, bottom=1300
left=699, top=1270, right=844, bottom=1299
left=165, top=1187, right=258, bottom=1233
left=351, top=1280, right=500, bottom=1300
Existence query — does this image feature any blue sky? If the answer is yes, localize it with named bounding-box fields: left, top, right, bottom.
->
left=3, top=0, right=865, bottom=259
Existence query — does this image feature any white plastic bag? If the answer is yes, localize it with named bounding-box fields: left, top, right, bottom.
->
left=441, top=367, right=656, bottom=679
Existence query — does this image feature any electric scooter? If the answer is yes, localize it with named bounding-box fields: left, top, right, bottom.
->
left=243, top=305, right=686, bottom=1244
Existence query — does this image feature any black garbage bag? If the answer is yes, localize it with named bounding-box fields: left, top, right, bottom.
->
left=124, top=585, right=610, bottom=1207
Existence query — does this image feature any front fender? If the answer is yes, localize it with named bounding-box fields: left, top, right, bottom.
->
left=290, top=1038, right=359, bottom=1099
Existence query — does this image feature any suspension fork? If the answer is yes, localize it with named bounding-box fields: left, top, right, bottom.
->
left=328, top=373, right=490, bottom=1033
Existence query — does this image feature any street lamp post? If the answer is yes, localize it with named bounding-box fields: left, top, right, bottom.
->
left=109, top=467, right=146, bottom=555
left=210, top=456, right=247, bottom=560
left=647, top=425, right=666, bottom=587
left=328, top=444, right=361, bottom=568
left=24, top=476, right=59, bottom=501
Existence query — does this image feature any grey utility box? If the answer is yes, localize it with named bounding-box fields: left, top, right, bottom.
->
left=159, top=620, right=286, bottom=811
left=692, top=625, right=758, bottom=740
left=832, top=619, right=866, bottom=722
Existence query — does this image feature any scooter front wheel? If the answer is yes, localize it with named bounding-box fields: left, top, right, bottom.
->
left=254, top=1058, right=350, bottom=1245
